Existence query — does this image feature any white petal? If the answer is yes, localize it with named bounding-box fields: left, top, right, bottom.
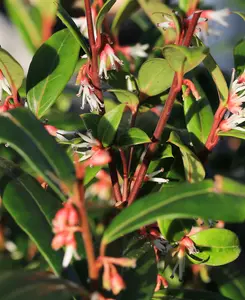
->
left=62, top=246, right=74, bottom=268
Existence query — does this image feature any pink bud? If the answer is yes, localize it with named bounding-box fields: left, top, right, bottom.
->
left=219, top=119, right=230, bottom=132
left=51, top=232, right=66, bottom=250
left=180, top=236, right=198, bottom=255
left=44, top=125, right=58, bottom=136
left=52, top=207, right=69, bottom=232
left=110, top=269, right=126, bottom=295
left=0, top=103, right=9, bottom=112
left=87, top=149, right=111, bottom=166
left=68, top=205, right=80, bottom=226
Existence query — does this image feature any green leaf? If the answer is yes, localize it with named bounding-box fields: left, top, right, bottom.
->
left=218, top=129, right=245, bottom=140
left=137, top=0, right=172, bottom=35
left=0, top=48, right=24, bottom=90
left=179, top=0, right=191, bottom=13
left=153, top=289, right=231, bottom=300
left=96, top=0, right=116, bottom=31
left=57, top=4, right=91, bottom=58
left=158, top=218, right=195, bottom=242
left=111, top=0, right=139, bottom=35
left=98, top=104, right=125, bottom=147
left=108, top=89, right=139, bottom=106
left=168, top=131, right=205, bottom=183
left=190, top=229, right=241, bottom=266
left=117, top=234, right=158, bottom=300
left=84, top=165, right=102, bottom=185
left=212, top=265, right=245, bottom=300
left=102, top=177, right=245, bottom=244
left=5, top=0, right=42, bottom=52
left=35, top=0, right=57, bottom=18
left=0, top=158, right=63, bottom=274
left=138, top=58, right=174, bottom=97
left=234, top=39, right=245, bottom=74
left=162, top=45, right=209, bottom=73
left=117, top=127, right=151, bottom=147
left=0, top=271, right=88, bottom=300
left=203, top=53, right=229, bottom=103
left=80, top=113, right=101, bottom=139
left=183, top=79, right=214, bottom=152
left=233, top=11, right=245, bottom=21
left=27, top=29, right=80, bottom=118
left=0, top=108, right=75, bottom=199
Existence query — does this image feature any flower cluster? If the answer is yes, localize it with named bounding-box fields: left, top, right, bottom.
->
left=170, top=236, right=198, bottom=281
left=97, top=256, right=136, bottom=295
left=51, top=201, right=81, bottom=267
left=72, top=131, right=111, bottom=166
left=219, top=69, right=245, bottom=132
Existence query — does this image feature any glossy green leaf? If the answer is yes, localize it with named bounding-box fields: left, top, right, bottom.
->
left=183, top=79, right=213, bottom=152
left=218, top=129, right=245, bottom=140
left=96, top=0, right=116, bottom=31
left=84, top=165, right=102, bottom=185
left=118, top=234, right=157, bottom=300
left=190, top=229, right=241, bottom=266
left=179, top=0, right=191, bottom=13
left=0, top=271, right=88, bottom=300
left=137, top=0, right=172, bottom=35
left=57, top=4, right=91, bottom=58
left=108, top=89, right=139, bottom=106
left=203, top=53, right=229, bottom=102
left=168, top=131, right=205, bottom=183
left=0, top=48, right=24, bottom=90
left=117, top=127, right=151, bottom=147
left=0, top=158, right=63, bottom=274
left=111, top=0, right=139, bottom=35
left=138, top=59, right=174, bottom=97
left=153, top=289, right=231, bottom=300
left=234, top=39, right=245, bottom=74
left=27, top=29, right=80, bottom=118
left=158, top=218, right=195, bottom=242
left=162, top=45, right=209, bottom=73
left=0, top=108, right=75, bottom=199
left=98, top=104, right=125, bottom=147
left=80, top=113, right=101, bottom=139
left=5, top=0, right=42, bottom=52
left=102, top=177, right=245, bottom=244
left=35, top=0, right=57, bottom=18
left=233, top=11, right=245, bottom=21
left=212, top=265, right=245, bottom=300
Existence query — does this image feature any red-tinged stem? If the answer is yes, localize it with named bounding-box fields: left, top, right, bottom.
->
left=74, top=180, right=98, bottom=281
left=127, top=12, right=202, bottom=205
left=205, top=103, right=226, bottom=151
left=127, top=108, right=138, bottom=181
left=84, top=0, right=103, bottom=107
left=108, top=149, right=123, bottom=202
left=119, top=148, right=128, bottom=202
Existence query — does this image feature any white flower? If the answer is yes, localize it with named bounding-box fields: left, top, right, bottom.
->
left=76, top=78, right=104, bottom=112
left=157, top=15, right=175, bottom=30
left=144, top=168, right=169, bottom=184
left=219, top=110, right=245, bottom=132
left=201, top=8, right=230, bottom=27
left=227, top=69, right=245, bottom=115
left=129, top=43, right=149, bottom=58
left=72, top=131, right=101, bottom=161
left=62, top=244, right=80, bottom=268
left=0, top=71, right=11, bottom=101
left=72, top=8, right=97, bottom=39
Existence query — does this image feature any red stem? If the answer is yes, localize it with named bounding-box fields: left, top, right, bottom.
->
left=127, top=12, right=202, bottom=205
left=205, top=103, right=226, bottom=151
left=84, top=0, right=103, bottom=107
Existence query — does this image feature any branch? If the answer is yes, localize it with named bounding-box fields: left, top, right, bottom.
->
left=127, top=12, right=202, bottom=205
